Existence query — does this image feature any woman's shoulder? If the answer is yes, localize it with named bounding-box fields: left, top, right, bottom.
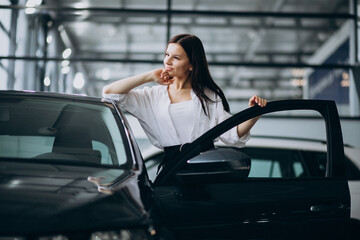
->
left=152, top=84, right=168, bottom=91
left=190, top=88, right=219, bottom=101
left=136, top=84, right=167, bottom=93
left=203, top=88, right=220, bottom=101
left=133, top=84, right=168, bottom=100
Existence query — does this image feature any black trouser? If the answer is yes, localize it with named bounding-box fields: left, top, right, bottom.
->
left=157, top=141, right=215, bottom=174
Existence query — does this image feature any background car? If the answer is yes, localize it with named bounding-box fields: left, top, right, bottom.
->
left=143, top=136, right=360, bottom=221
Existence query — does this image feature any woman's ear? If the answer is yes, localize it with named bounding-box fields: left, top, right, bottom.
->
left=189, top=66, right=193, bottom=71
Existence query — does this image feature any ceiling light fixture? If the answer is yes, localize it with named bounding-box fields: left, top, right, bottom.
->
left=61, top=66, right=70, bottom=75
left=44, top=76, right=51, bottom=86
left=46, top=35, right=52, bottom=44
left=73, top=72, right=85, bottom=89
left=25, top=0, right=42, bottom=15
left=290, top=78, right=306, bottom=87
left=61, top=60, right=70, bottom=67
left=62, top=48, right=72, bottom=59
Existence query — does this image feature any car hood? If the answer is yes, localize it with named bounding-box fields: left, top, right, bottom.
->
left=0, top=159, right=149, bottom=235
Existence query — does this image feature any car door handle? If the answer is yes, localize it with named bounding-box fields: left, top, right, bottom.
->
left=310, top=203, right=347, bottom=212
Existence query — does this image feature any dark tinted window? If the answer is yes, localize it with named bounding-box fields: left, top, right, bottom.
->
left=302, top=150, right=360, bottom=180
left=301, top=151, right=327, bottom=177
left=345, top=158, right=360, bottom=180
left=243, top=147, right=360, bottom=179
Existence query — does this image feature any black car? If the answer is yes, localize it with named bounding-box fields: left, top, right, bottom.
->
left=0, top=90, right=353, bottom=240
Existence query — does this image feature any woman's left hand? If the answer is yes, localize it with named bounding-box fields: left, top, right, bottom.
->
left=249, top=95, right=267, bottom=107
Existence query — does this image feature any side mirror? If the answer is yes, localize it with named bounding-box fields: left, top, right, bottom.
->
left=176, top=148, right=251, bottom=184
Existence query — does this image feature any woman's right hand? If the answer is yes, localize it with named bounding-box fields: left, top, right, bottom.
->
left=152, top=68, right=174, bottom=85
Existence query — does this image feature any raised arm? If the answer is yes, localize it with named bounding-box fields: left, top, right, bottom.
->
left=102, top=68, right=174, bottom=95
left=236, top=95, right=267, bottom=138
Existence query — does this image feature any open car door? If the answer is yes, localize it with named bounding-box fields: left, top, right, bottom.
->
left=153, top=100, right=350, bottom=240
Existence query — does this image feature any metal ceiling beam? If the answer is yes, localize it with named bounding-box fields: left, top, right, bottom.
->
left=56, top=18, right=339, bottom=32
left=0, top=55, right=353, bottom=69
left=82, top=50, right=314, bottom=55
left=0, top=5, right=354, bottom=19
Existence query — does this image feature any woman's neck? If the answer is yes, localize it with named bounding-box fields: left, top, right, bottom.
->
left=171, top=77, right=191, bottom=90
left=168, top=79, right=192, bottom=103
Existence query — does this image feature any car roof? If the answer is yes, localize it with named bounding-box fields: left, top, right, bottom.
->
left=142, top=135, right=360, bottom=166
left=246, top=136, right=360, bottom=171
left=0, top=90, right=102, bottom=103
left=246, top=136, right=328, bottom=151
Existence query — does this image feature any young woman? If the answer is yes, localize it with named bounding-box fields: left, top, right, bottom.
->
left=103, top=34, right=267, bottom=171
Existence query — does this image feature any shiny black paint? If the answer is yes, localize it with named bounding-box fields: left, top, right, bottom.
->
left=0, top=91, right=352, bottom=239
left=0, top=160, right=150, bottom=235
left=152, top=99, right=351, bottom=239
left=154, top=179, right=350, bottom=239
left=0, top=91, right=155, bottom=238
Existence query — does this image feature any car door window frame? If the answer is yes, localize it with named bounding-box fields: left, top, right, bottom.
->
left=154, top=99, right=345, bottom=185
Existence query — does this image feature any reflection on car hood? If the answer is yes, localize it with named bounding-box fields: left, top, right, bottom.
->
left=0, top=159, right=148, bottom=235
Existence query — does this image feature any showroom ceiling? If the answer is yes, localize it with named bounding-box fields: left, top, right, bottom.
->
left=25, top=0, right=352, bottom=100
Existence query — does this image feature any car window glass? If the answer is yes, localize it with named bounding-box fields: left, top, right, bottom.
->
left=248, top=159, right=282, bottom=178
left=293, top=162, right=304, bottom=177
left=92, top=140, right=113, bottom=165
left=237, top=109, right=326, bottom=179
left=0, top=98, right=128, bottom=166
left=242, top=148, right=307, bottom=178
left=0, top=135, right=54, bottom=158
left=301, top=151, right=327, bottom=177
left=301, top=150, right=360, bottom=179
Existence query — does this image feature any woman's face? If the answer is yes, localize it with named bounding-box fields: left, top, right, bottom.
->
left=163, top=43, right=192, bottom=79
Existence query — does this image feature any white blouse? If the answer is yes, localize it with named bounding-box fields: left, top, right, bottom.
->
left=169, top=100, right=194, bottom=144
left=103, top=85, right=250, bottom=149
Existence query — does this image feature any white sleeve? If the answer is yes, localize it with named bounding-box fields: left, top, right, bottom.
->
left=215, top=97, right=250, bottom=147
left=102, top=87, right=153, bottom=122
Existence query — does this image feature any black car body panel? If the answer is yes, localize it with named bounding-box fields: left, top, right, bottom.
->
left=0, top=160, right=149, bottom=235
left=0, top=91, right=352, bottom=239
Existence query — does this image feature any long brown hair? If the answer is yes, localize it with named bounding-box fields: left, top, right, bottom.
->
left=167, top=34, right=230, bottom=116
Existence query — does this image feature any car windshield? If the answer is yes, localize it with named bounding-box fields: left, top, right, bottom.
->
left=0, top=96, right=128, bottom=166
